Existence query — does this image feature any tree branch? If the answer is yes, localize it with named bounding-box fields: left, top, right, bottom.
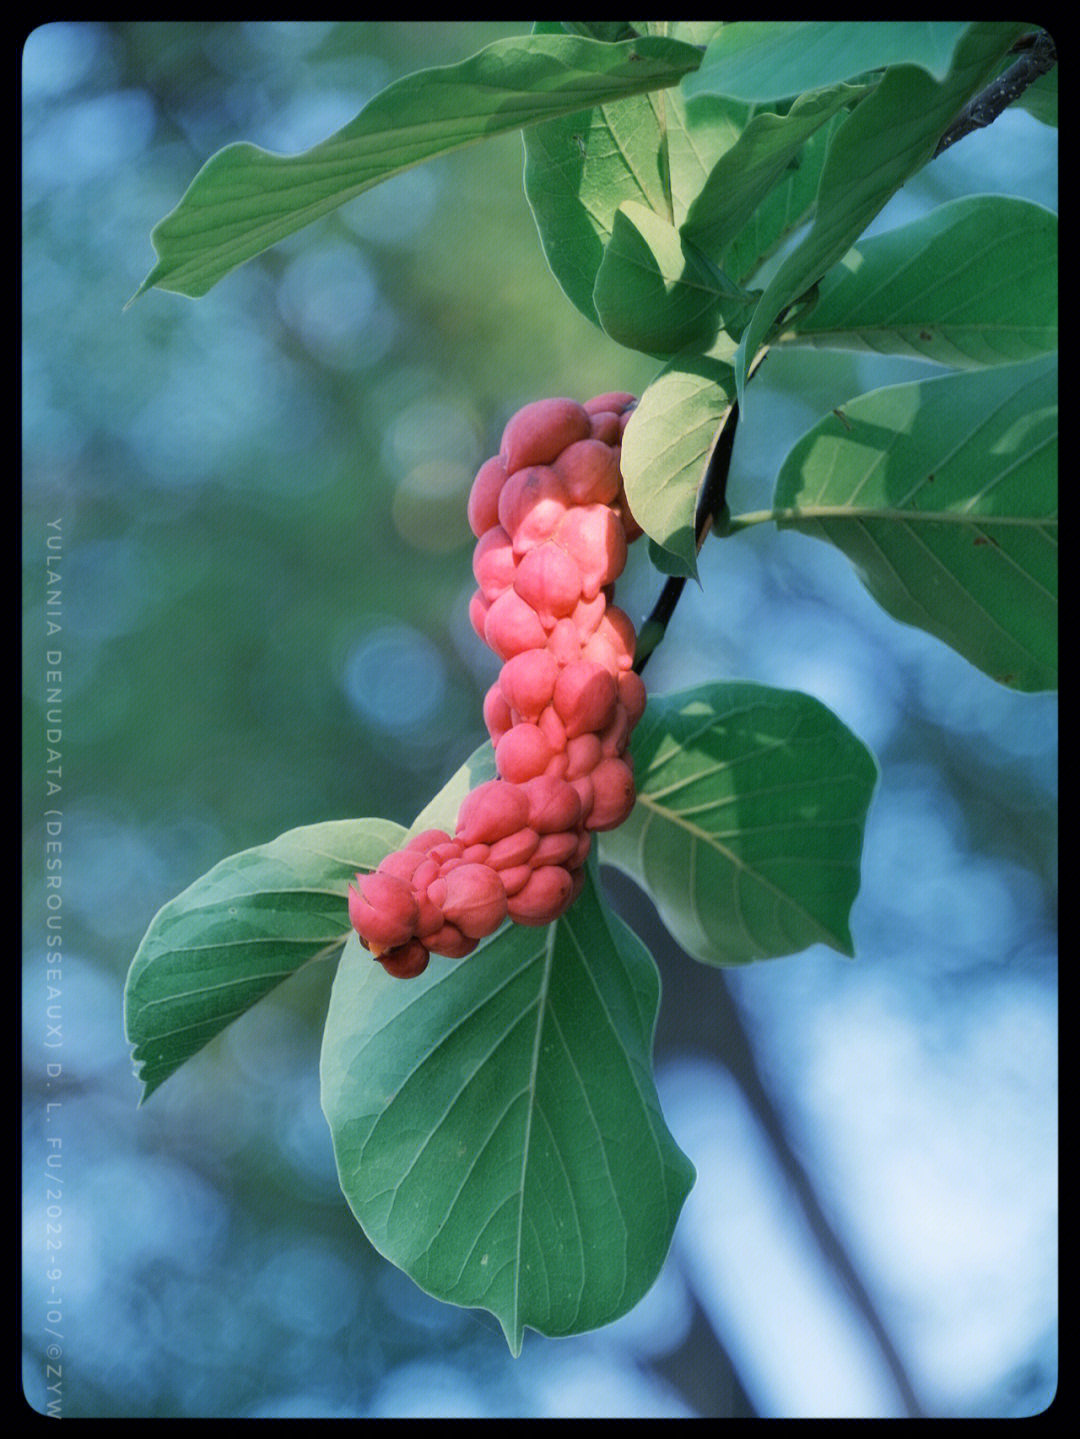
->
left=933, top=29, right=1056, bottom=158
left=633, top=402, right=740, bottom=676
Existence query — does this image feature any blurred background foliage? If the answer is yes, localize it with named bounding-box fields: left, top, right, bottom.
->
left=23, top=22, right=1056, bottom=1418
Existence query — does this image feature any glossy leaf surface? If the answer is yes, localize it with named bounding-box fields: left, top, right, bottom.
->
left=601, top=683, right=878, bottom=964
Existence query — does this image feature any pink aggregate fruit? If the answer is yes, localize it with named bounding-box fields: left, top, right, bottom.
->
left=349, top=392, right=646, bottom=977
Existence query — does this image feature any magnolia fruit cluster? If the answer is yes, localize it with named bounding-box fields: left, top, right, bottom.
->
left=349, top=393, right=647, bottom=978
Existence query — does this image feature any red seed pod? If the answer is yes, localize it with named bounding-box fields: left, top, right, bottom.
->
left=498, top=648, right=559, bottom=723
left=456, top=779, right=531, bottom=846
left=377, top=848, right=428, bottom=885
left=467, top=455, right=508, bottom=538
left=498, top=863, right=534, bottom=897
left=411, top=857, right=440, bottom=893
left=537, top=704, right=567, bottom=755
left=546, top=618, right=582, bottom=668
left=586, top=410, right=621, bottom=445
left=414, top=889, right=444, bottom=940
left=570, top=592, right=607, bottom=641
left=596, top=606, right=637, bottom=670
left=618, top=668, right=647, bottom=728
left=565, top=732, right=602, bottom=779
left=442, top=862, right=508, bottom=939
left=512, top=541, right=582, bottom=624
left=584, top=391, right=636, bottom=416
left=484, top=587, right=548, bottom=660
left=407, top=828, right=453, bottom=851
left=428, top=841, right=464, bottom=867
left=487, top=826, right=540, bottom=871
left=472, top=525, right=517, bottom=601
left=500, top=397, right=591, bottom=473
left=597, top=702, right=630, bottom=759
left=586, top=757, right=636, bottom=831
left=348, top=871, right=420, bottom=952
left=483, top=682, right=513, bottom=745
left=426, top=875, right=448, bottom=911
left=425, top=923, right=477, bottom=959
left=506, top=865, right=575, bottom=924
left=552, top=659, right=618, bottom=739
left=495, top=723, right=554, bottom=784
left=554, top=439, right=621, bottom=506
left=570, top=773, right=595, bottom=823
left=379, top=939, right=431, bottom=979
left=553, top=504, right=627, bottom=599
left=469, top=589, right=491, bottom=642
left=543, top=751, right=570, bottom=780
left=520, top=774, right=583, bottom=835
left=501, top=468, right=570, bottom=555
left=531, top=830, right=579, bottom=868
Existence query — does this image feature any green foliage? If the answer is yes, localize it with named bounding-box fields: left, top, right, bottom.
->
left=683, top=22, right=971, bottom=102
left=601, top=684, right=878, bottom=963
left=772, top=356, right=1058, bottom=692
left=131, top=31, right=702, bottom=301
left=778, top=196, right=1057, bottom=366
left=322, top=880, right=693, bottom=1355
left=125, top=817, right=405, bottom=1099
left=124, top=19, right=1056, bottom=1354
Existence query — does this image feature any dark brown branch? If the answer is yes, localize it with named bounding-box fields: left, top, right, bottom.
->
left=633, top=398, right=742, bottom=676
left=933, top=29, right=1056, bottom=158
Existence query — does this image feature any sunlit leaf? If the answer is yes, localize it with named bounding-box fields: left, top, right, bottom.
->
left=684, top=21, right=970, bottom=102
left=133, top=31, right=702, bottom=301
left=320, top=866, right=694, bottom=1354
left=772, top=356, right=1058, bottom=691
left=124, top=817, right=404, bottom=1099
left=681, top=83, right=859, bottom=263
left=600, top=683, right=878, bottom=964
left=734, top=23, right=1026, bottom=398
left=524, top=84, right=745, bottom=326
left=592, top=202, right=732, bottom=356
left=619, top=354, right=737, bottom=575
left=779, top=196, right=1057, bottom=366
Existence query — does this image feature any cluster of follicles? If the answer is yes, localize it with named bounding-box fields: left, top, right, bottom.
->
left=348, top=393, right=647, bottom=977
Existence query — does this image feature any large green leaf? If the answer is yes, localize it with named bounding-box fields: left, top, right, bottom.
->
left=733, top=23, right=1026, bottom=397
left=720, top=107, right=849, bottom=287
left=779, top=196, right=1058, bottom=366
left=523, top=82, right=746, bottom=326
left=124, top=817, right=404, bottom=1099
left=1013, top=63, right=1057, bottom=127
left=320, top=867, right=694, bottom=1354
left=600, top=683, right=878, bottom=965
left=684, top=22, right=970, bottom=103
left=133, top=31, right=702, bottom=301
left=771, top=355, right=1058, bottom=691
left=592, top=202, right=738, bottom=356
left=680, top=83, right=860, bottom=264
left=619, top=354, right=737, bottom=575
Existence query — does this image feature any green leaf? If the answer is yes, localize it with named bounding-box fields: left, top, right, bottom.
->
left=124, top=817, right=405, bottom=1100
left=772, top=356, right=1058, bottom=691
left=320, top=866, right=694, bottom=1354
left=600, top=683, right=878, bottom=964
left=681, top=83, right=860, bottom=263
left=684, top=21, right=970, bottom=102
left=720, top=108, right=849, bottom=287
left=734, top=23, right=1026, bottom=398
left=619, top=354, right=737, bottom=575
left=593, top=202, right=751, bottom=356
left=524, top=85, right=746, bottom=326
left=778, top=196, right=1057, bottom=367
left=133, top=31, right=703, bottom=302
left=1013, top=63, right=1057, bottom=127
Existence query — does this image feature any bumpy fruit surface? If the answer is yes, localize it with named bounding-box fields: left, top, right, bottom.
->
left=350, top=393, right=646, bottom=976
